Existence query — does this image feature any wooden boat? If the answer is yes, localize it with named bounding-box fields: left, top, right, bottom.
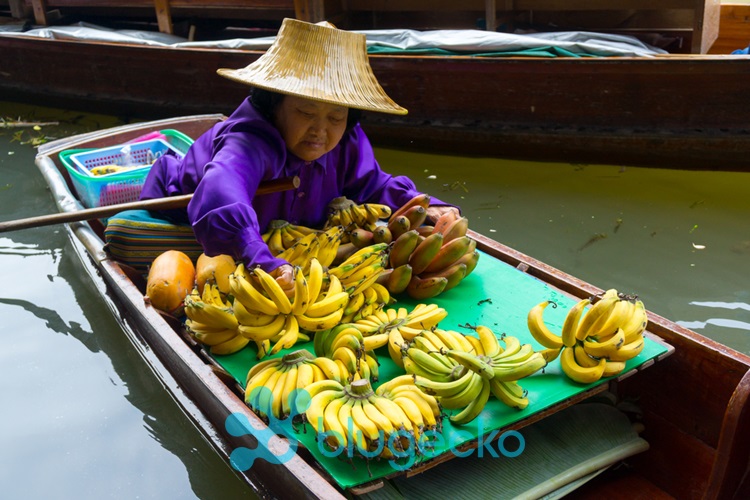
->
left=3, top=2, right=750, bottom=171
left=31, top=114, right=750, bottom=498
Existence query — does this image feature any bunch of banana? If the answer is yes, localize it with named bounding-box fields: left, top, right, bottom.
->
left=329, top=242, right=390, bottom=296
left=386, top=193, right=432, bottom=240
left=276, top=225, right=344, bottom=271
left=244, top=349, right=347, bottom=419
left=346, top=304, right=448, bottom=368
left=383, top=206, right=479, bottom=299
left=261, top=220, right=318, bottom=257
left=527, top=289, right=649, bottom=384
left=312, top=324, right=380, bottom=382
left=340, top=282, right=392, bottom=324
left=299, top=377, right=434, bottom=456
left=230, top=260, right=350, bottom=356
left=184, top=283, right=254, bottom=356
left=325, top=196, right=392, bottom=238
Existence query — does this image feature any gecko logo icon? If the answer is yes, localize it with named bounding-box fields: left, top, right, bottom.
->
left=225, top=387, right=304, bottom=471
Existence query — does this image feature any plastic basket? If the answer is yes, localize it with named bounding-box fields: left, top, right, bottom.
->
left=59, top=131, right=194, bottom=208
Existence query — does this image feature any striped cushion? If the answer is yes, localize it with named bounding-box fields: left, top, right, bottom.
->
left=103, top=209, right=203, bottom=273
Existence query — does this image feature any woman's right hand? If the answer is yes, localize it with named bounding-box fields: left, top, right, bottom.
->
left=270, top=264, right=295, bottom=298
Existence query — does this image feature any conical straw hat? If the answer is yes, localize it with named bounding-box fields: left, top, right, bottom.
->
left=217, top=18, right=407, bottom=115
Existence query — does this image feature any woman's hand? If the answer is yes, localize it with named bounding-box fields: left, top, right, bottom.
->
left=426, top=205, right=460, bottom=224
left=271, top=264, right=295, bottom=298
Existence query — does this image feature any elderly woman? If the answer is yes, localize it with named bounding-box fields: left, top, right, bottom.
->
left=138, top=18, right=458, bottom=290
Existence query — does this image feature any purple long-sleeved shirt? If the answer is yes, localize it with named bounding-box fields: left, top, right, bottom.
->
left=140, top=98, right=449, bottom=271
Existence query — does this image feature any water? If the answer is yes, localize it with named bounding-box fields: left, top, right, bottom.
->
left=1, top=101, right=749, bottom=498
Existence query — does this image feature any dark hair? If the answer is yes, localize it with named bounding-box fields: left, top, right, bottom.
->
left=250, top=87, right=362, bottom=130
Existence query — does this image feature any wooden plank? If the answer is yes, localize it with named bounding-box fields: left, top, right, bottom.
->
left=707, top=3, right=750, bottom=54
left=694, top=0, right=721, bottom=54
left=8, top=0, right=27, bottom=18
left=30, top=0, right=48, bottom=24
left=485, top=0, right=496, bottom=31
left=153, top=0, right=173, bottom=35
left=294, top=0, right=325, bottom=22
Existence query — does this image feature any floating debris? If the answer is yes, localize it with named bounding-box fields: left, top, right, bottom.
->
left=692, top=243, right=706, bottom=250
left=578, top=232, right=607, bottom=251
left=689, top=224, right=699, bottom=234
left=614, top=218, right=623, bottom=233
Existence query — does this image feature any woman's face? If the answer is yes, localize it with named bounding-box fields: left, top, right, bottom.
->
left=274, top=95, right=349, bottom=162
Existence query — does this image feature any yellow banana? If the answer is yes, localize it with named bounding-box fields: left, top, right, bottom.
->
left=229, top=273, right=280, bottom=316
left=306, top=290, right=350, bottom=318
left=476, top=325, right=502, bottom=358
left=192, top=328, right=238, bottom=346
left=527, top=300, right=564, bottom=349
left=573, top=343, right=600, bottom=367
left=438, top=371, right=484, bottom=410
left=370, top=395, right=413, bottom=431
left=403, top=303, right=448, bottom=330
left=607, top=338, right=645, bottom=362
left=312, top=356, right=345, bottom=382
left=391, top=396, right=424, bottom=429
left=305, top=389, right=345, bottom=434
left=582, top=327, right=626, bottom=359
left=343, top=291, right=366, bottom=316
left=621, top=299, right=648, bottom=343
left=445, top=349, right=495, bottom=380
left=290, top=266, right=310, bottom=316
left=297, top=307, right=345, bottom=332
left=245, top=364, right=281, bottom=404
left=560, top=345, right=607, bottom=384
left=269, top=315, right=300, bottom=355
left=449, top=378, right=490, bottom=425
left=232, top=300, right=279, bottom=327
left=253, top=267, right=293, bottom=315
left=184, top=294, right=238, bottom=330
left=489, top=378, right=529, bottom=410
left=575, top=295, right=619, bottom=341
left=603, top=360, right=628, bottom=378
left=351, top=399, right=381, bottom=443
left=561, top=298, right=591, bottom=347
left=295, top=361, right=315, bottom=391
left=209, top=333, right=250, bottom=356
left=362, top=399, right=395, bottom=435
left=237, top=312, right=287, bottom=341
left=306, top=258, right=324, bottom=303
left=589, top=298, right=634, bottom=340
left=464, top=334, right=485, bottom=356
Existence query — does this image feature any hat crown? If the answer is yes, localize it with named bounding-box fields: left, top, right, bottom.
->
left=217, top=18, right=407, bottom=115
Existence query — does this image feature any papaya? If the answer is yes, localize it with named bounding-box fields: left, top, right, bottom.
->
left=195, top=253, right=236, bottom=295
left=146, top=250, right=196, bottom=315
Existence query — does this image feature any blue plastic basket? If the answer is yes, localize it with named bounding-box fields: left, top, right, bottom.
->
left=60, top=133, right=193, bottom=208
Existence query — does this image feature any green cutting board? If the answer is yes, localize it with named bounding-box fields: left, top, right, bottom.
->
left=214, top=249, right=669, bottom=489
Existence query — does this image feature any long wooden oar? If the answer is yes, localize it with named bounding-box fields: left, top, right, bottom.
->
left=0, top=176, right=300, bottom=233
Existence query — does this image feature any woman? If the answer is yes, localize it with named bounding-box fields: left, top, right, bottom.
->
left=138, top=18, right=458, bottom=290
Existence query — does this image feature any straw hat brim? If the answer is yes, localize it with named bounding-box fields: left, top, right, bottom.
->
left=217, top=18, right=407, bottom=116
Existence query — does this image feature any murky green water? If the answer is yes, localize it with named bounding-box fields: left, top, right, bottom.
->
left=1, top=101, right=748, bottom=498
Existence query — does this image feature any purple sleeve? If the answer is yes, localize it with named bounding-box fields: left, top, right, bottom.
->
left=187, top=132, right=288, bottom=272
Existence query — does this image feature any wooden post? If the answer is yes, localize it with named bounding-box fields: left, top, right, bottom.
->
left=485, top=0, right=497, bottom=31
left=694, top=0, right=721, bottom=54
left=294, top=0, right=326, bottom=22
left=30, top=0, right=49, bottom=25
left=154, top=0, right=174, bottom=35
left=8, top=0, right=27, bottom=19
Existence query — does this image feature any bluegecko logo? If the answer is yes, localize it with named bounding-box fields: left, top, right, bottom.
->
left=225, top=386, right=303, bottom=471
left=226, top=387, right=525, bottom=472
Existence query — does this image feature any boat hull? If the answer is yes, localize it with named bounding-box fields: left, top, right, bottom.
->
left=4, top=34, right=750, bottom=170
left=33, top=115, right=750, bottom=498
